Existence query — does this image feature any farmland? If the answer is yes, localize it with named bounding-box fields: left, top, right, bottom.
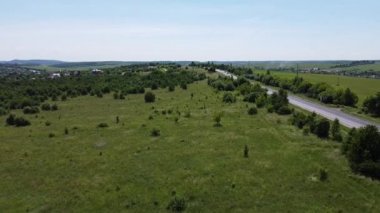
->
left=1, top=78, right=379, bottom=212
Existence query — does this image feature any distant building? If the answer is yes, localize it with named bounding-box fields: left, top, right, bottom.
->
left=49, top=73, right=61, bottom=79
left=92, top=69, right=104, bottom=75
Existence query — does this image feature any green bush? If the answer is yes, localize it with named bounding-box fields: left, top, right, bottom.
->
left=23, top=106, right=40, bottom=114
left=319, top=168, right=328, bottom=182
left=276, top=106, right=292, bottom=115
left=41, top=103, right=51, bottom=111
left=248, top=107, right=258, bottom=115
left=222, top=92, right=236, bottom=103
left=145, top=92, right=156, bottom=103
left=151, top=128, right=160, bottom=137
left=97, top=123, right=109, bottom=128
left=347, top=125, right=380, bottom=179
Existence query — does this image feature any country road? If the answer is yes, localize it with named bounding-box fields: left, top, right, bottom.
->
left=215, top=69, right=380, bottom=129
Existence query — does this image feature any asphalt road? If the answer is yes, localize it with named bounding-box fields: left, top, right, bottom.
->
left=215, top=69, right=380, bottom=129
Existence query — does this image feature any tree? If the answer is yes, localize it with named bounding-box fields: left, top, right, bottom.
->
left=331, top=119, right=342, bottom=141
left=363, top=92, right=380, bottom=117
left=144, top=92, right=156, bottom=103
left=342, top=88, right=358, bottom=106
left=347, top=125, right=380, bottom=179
left=314, top=119, right=330, bottom=138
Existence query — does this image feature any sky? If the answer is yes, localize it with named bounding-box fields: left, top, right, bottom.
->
left=0, top=0, right=379, bottom=61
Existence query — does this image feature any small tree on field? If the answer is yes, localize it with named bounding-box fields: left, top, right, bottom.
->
left=145, top=92, right=156, bottom=103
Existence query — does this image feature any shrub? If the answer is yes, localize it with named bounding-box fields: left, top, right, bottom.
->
left=180, top=83, right=187, bottom=90
left=64, top=127, right=69, bottom=135
left=51, top=104, right=58, bottom=111
left=48, top=133, right=55, bottom=138
left=97, top=123, right=109, bottom=128
left=145, top=92, right=156, bottom=103
left=151, top=128, right=160, bottom=137
left=222, top=92, right=236, bottom=103
left=41, top=103, right=51, bottom=111
left=168, top=85, right=175, bottom=92
left=248, top=107, right=258, bottom=115
left=119, top=93, right=125, bottom=100
left=23, top=106, right=40, bottom=114
left=276, top=106, right=292, bottom=115
left=113, top=92, right=119, bottom=99
left=166, top=197, right=186, bottom=212
left=6, top=114, right=16, bottom=126
left=14, top=117, right=31, bottom=127
left=244, top=145, right=249, bottom=158
left=61, top=94, right=67, bottom=101
left=45, top=121, right=51, bottom=126
left=319, top=168, right=328, bottom=182
left=256, top=95, right=267, bottom=108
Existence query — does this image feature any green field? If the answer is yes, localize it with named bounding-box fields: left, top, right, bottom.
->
left=1, top=80, right=379, bottom=212
left=256, top=71, right=380, bottom=105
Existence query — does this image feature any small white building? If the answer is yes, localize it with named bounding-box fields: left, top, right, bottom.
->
left=92, top=69, right=104, bottom=75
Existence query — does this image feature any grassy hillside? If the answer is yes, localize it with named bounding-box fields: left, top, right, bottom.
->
left=1, top=80, right=379, bottom=212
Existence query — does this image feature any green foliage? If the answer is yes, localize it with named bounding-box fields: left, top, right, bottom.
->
left=6, top=114, right=30, bottom=127
left=23, top=106, right=40, bottom=114
left=222, top=92, right=236, bottom=103
left=331, top=119, right=342, bottom=142
left=362, top=92, right=380, bottom=117
left=347, top=125, right=380, bottom=179
left=313, top=119, right=330, bottom=138
left=41, top=103, right=51, bottom=111
left=253, top=73, right=360, bottom=107
left=145, top=92, right=156, bottom=103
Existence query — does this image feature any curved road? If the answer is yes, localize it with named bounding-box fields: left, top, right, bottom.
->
left=216, top=69, right=380, bottom=129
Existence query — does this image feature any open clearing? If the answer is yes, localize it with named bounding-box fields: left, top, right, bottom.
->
left=1, top=80, right=379, bottom=212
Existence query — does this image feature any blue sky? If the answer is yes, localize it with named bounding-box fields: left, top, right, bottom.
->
left=0, top=0, right=379, bottom=61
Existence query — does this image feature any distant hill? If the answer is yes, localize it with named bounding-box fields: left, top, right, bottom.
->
left=1, top=59, right=65, bottom=66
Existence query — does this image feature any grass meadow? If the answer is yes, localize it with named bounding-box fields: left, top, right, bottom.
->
left=1, top=80, right=379, bottom=212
